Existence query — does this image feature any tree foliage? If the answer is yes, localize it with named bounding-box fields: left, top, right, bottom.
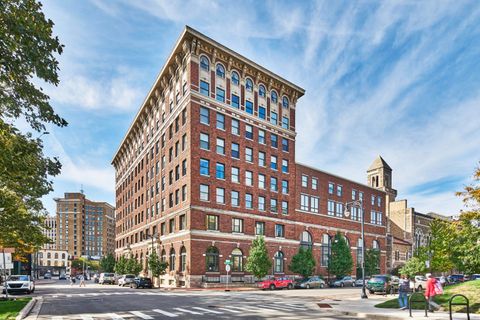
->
left=100, top=254, right=116, bottom=273
left=364, top=249, right=380, bottom=277
left=328, top=232, right=353, bottom=279
left=114, top=256, right=128, bottom=275
left=399, top=256, right=427, bottom=278
left=148, top=250, right=168, bottom=278
left=245, top=236, right=272, bottom=279
left=288, top=247, right=316, bottom=278
left=125, top=257, right=142, bottom=275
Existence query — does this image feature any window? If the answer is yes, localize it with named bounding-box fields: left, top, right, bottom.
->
left=231, top=119, right=240, bottom=135
left=231, top=143, right=240, bottom=159
left=312, top=178, right=318, bottom=190
left=206, top=215, right=218, bottom=231
left=232, top=218, right=244, bottom=233
left=216, top=87, right=225, bottom=103
left=275, top=224, right=284, bottom=237
left=270, top=112, right=278, bottom=125
left=259, top=84, right=266, bottom=97
left=245, top=170, right=253, bottom=186
left=282, top=159, right=289, bottom=173
left=259, top=106, right=266, bottom=119
left=300, top=231, right=312, bottom=249
left=377, top=196, right=382, bottom=207
left=200, top=133, right=209, bottom=150
left=216, top=64, right=225, bottom=78
left=258, top=130, right=265, bottom=144
left=216, top=138, right=225, bottom=155
left=182, top=134, right=187, bottom=150
left=327, top=200, right=335, bottom=216
left=231, top=71, right=239, bottom=85
left=200, top=184, right=209, bottom=201
left=200, top=158, right=209, bottom=176
left=311, top=197, right=319, bottom=213
left=231, top=190, right=240, bottom=206
left=282, top=201, right=288, bottom=215
left=258, top=174, right=266, bottom=189
left=282, top=180, right=289, bottom=194
left=230, top=248, right=244, bottom=272
left=169, top=218, right=175, bottom=233
left=200, top=80, right=209, bottom=96
left=371, top=195, right=375, bottom=206
left=200, top=56, right=209, bottom=71
left=231, top=94, right=240, bottom=108
left=336, top=203, right=344, bottom=217
left=352, top=189, right=357, bottom=200
left=231, top=167, right=239, bottom=183
left=216, top=188, right=225, bottom=204
left=245, top=78, right=253, bottom=92
left=216, top=113, right=225, bottom=130
left=200, top=107, right=209, bottom=124
left=359, top=192, right=364, bottom=201
left=328, top=182, right=334, bottom=194
left=245, top=100, right=254, bottom=114
left=244, top=125, right=253, bottom=140
left=180, top=246, right=187, bottom=272
left=300, top=194, right=309, bottom=211
left=258, top=196, right=265, bottom=211
left=245, top=147, right=253, bottom=162
left=255, top=222, right=265, bottom=235
left=270, top=155, right=277, bottom=170
left=337, top=185, right=343, bottom=196
left=302, top=175, right=308, bottom=187
left=216, top=163, right=225, bottom=179
left=373, top=240, right=380, bottom=251
left=282, top=138, right=289, bottom=152
left=245, top=193, right=253, bottom=209
left=169, top=248, right=176, bottom=271
left=270, top=177, right=278, bottom=192
left=270, top=198, right=277, bottom=213
left=282, top=117, right=289, bottom=129
left=205, top=246, right=219, bottom=271
left=271, top=91, right=278, bottom=103
left=271, top=134, right=278, bottom=148
left=258, top=151, right=266, bottom=166
left=321, top=234, right=331, bottom=267
left=274, top=251, right=284, bottom=273
left=282, top=96, right=289, bottom=108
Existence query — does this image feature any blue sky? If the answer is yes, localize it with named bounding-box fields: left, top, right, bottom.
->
left=38, top=0, right=480, bottom=216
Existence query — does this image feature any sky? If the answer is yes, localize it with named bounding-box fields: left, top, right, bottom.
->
left=37, top=0, right=480, bottom=217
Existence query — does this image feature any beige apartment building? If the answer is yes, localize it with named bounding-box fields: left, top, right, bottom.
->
left=42, top=216, right=57, bottom=250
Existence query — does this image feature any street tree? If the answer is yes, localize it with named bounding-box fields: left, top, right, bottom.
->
left=125, top=257, right=143, bottom=275
left=147, top=250, right=168, bottom=287
left=288, top=247, right=316, bottom=278
left=100, top=254, right=116, bottom=273
left=328, top=232, right=353, bottom=279
left=245, top=236, right=272, bottom=279
left=399, top=256, right=427, bottom=278
left=427, top=219, right=456, bottom=272
left=114, top=256, right=127, bottom=275
left=364, top=249, right=380, bottom=277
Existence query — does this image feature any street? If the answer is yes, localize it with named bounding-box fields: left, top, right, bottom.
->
left=27, top=280, right=362, bottom=320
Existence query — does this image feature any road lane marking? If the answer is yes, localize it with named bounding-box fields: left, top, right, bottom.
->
left=217, top=307, right=241, bottom=313
left=191, top=307, right=223, bottom=314
left=108, top=313, right=124, bottom=320
left=52, top=317, right=63, bottom=320
left=152, top=309, right=178, bottom=317
left=66, top=295, right=72, bottom=298
left=81, top=315, right=93, bottom=320
left=173, top=308, right=202, bottom=315
left=52, top=295, right=58, bottom=298
left=130, top=311, right=153, bottom=319
left=224, top=305, right=263, bottom=312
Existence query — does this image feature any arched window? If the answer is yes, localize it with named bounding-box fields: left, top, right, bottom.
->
left=245, top=78, right=253, bottom=92
left=216, top=64, right=225, bottom=78
left=231, top=71, right=240, bottom=86
left=54, top=253, right=58, bottom=259
left=274, top=251, right=284, bottom=273
left=321, top=234, right=331, bottom=267
left=356, top=238, right=363, bottom=265
left=231, top=248, right=243, bottom=272
left=61, top=253, right=65, bottom=259
left=282, top=96, right=289, bottom=108
left=47, top=252, right=51, bottom=259
left=372, top=240, right=380, bottom=251
left=200, top=56, right=210, bottom=71
left=300, top=231, right=313, bottom=250
left=161, top=249, right=167, bottom=263
left=169, top=248, right=176, bottom=271
left=271, top=91, right=278, bottom=103
left=259, top=84, right=266, bottom=97
left=343, top=236, right=350, bottom=248
left=180, top=246, right=187, bottom=272
left=205, top=246, right=219, bottom=272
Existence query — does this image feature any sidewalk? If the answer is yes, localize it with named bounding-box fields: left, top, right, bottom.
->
left=320, top=297, right=480, bottom=320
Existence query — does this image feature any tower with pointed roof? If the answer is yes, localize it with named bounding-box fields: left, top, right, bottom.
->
left=367, top=155, right=397, bottom=201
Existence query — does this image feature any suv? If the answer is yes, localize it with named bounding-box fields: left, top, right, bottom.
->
left=333, top=276, right=355, bottom=287
left=367, top=275, right=393, bottom=294
left=99, top=273, right=116, bottom=285
left=130, top=277, right=153, bottom=289
left=118, top=274, right=136, bottom=287
left=259, top=276, right=294, bottom=290
left=2, top=275, right=35, bottom=294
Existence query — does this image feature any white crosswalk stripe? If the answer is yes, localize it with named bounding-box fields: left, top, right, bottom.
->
left=108, top=313, right=124, bottom=320
left=81, top=315, right=93, bottom=320
left=52, top=317, right=63, bottom=320
left=191, top=307, right=223, bottom=314
left=130, top=311, right=153, bottom=319
left=258, top=304, right=296, bottom=311
left=66, top=295, right=72, bottom=298
left=217, top=307, right=241, bottom=313
left=52, top=295, right=58, bottom=298
left=173, top=307, right=202, bottom=315
left=152, top=309, right=178, bottom=317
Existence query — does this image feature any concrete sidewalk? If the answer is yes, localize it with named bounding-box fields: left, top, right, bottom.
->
left=319, top=297, right=479, bottom=320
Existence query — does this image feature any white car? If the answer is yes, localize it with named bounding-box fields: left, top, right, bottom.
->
left=117, top=274, right=135, bottom=287
left=99, top=272, right=116, bottom=284
left=2, top=275, right=35, bottom=294
left=414, top=275, right=427, bottom=291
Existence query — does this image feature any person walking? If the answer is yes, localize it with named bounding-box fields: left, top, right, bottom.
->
left=424, top=273, right=440, bottom=312
left=79, top=274, right=86, bottom=287
left=398, top=275, right=409, bottom=310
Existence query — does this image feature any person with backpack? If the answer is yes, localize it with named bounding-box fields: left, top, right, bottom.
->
left=398, top=275, right=410, bottom=310
left=425, top=273, right=442, bottom=312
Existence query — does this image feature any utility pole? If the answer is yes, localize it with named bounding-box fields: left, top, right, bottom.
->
left=2, top=247, right=9, bottom=300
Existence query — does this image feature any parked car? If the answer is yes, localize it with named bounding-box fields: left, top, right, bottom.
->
left=413, top=275, right=427, bottom=291
left=130, top=277, right=153, bottom=289
left=448, top=274, right=465, bottom=284
left=118, top=274, right=136, bottom=287
left=367, top=275, right=393, bottom=294
left=99, top=272, right=116, bottom=285
left=355, top=277, right=370, bottom=287
left=93, top=274, right=100, bottom=283
left=259, top=276, right=294, bottom=290
left=59, top=274, right=67, bottom=280
left=2, top=275, right=35, bottom=294
left=294, top=276, right=326, bottom=289
left=470, top=274, right=480, bottom=280
left=43, top=273, right=52, bottom=279
left=333, top=276, right=355, bottom=287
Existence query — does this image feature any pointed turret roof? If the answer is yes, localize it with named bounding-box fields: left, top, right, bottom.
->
left=368, top=155, right=392, bottom=171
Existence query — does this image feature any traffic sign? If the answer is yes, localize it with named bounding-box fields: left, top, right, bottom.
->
left=225, top=264, right=231, bottom=272
left=224, top=259, right=232, bottom=265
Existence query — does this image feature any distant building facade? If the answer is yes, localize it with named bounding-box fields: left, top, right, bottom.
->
left=42, top=216, right=57, bottom=250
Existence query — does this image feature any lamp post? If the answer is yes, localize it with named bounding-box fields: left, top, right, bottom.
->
left=345, top=199, right=368, bottom=299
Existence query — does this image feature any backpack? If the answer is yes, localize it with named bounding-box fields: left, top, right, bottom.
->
left=434, top=281, right=443, bottom=295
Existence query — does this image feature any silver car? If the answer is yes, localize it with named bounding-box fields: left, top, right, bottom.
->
left=333, top=276, right=355, bottom=287
left=117, top=274, right=136, bottom=287
left=355, top=277, right=370, bottom=286
left=295, top=276, right=326, bottom=289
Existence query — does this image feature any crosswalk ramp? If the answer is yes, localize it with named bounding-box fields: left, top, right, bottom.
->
left=40, top=303, right=310, bottom=319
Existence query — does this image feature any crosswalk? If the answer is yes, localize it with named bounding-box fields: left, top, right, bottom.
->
left=40, top=302, right=311, bottom=319
left=48, top=292, right=186, bottom=299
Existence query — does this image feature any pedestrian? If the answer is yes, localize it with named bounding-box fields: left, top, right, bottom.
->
left=424, top=273, right=441, bottom=312
left=79, top=274, right=86, bottom=287
left=398, top=275, right=409, bottom=310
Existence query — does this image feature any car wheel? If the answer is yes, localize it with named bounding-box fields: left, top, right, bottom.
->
left=269, top=284, right=275, bottom=290
left=320, top=283, right=325, bottom=289
left=369, top=290, right=374, bottom=294
left=287, top=283, right=293, bottom=290
left=26, top=290, right=31, bottom=294
left=352, top=282, right=355, bottom=287
left=306, top=284, right=310, bottom=289
left=340, top=283, right=344, bottom=287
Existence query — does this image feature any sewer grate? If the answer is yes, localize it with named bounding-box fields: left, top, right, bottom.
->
left=317, top=303, right=332, bottom=308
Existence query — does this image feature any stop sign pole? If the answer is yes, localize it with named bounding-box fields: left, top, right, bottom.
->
left=225, top=259, right=232, bottom=292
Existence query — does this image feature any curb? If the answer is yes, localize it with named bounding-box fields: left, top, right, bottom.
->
left=329, top=309, right=406, bottom=320
left=15, top=297, right=38, bottom=320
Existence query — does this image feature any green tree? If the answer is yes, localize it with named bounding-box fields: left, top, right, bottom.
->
left=100, top=254, right=116, bottom=273
left=245, top=236, right=272, bottom=279
left=148, top=250, right=168, bottom=287
left=399, top=256, right=427, bottom=278
left=288, top=247, right=316, bottom=278
left=114, top=256, right=127, bottom=275
left=328, top=232, right=353, bottom=279
left=364, top=249, right=380, bottom=277
left=426, top=219, right=456, bottom=272
left=125, top=257, right=142, bottom=275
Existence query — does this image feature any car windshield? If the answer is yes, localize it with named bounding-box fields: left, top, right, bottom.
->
left=8, top=275, right=29, bottom=281
left=126, top=275, right=135, bottom=278
left=140, top=277, right=151, bottom=281
left=370, top=276, right=387, bottom=282
left=104, top=273, right=114, bottom=277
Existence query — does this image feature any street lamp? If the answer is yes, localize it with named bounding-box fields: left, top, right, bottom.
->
left=344, top=199, right=368, bottom=299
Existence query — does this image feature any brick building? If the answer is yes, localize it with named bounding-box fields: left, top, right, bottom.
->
left=112, top=26, right=388, bottom=287
left=42, top=216, right=57, bottom=250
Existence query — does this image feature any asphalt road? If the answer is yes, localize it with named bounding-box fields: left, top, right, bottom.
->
left=26, top=280, right=361, bottom=320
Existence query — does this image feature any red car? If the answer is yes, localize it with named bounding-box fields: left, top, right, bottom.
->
left=259, top=277, right=294, bottom=290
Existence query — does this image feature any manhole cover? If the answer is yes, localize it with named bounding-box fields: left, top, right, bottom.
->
left=317, top=303, right=332, bottom=308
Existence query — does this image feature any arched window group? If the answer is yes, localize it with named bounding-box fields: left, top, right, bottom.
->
left=245, top=78, right=253, bottom=92
left=180, top=246, right=187, bottom=272
left=231, top=248, right=243, bottom=272
left=321, top=234, right=331, bottom=267
left=161, top=249, right=167, bottom=263
left=200, top=56, right=210, bottom=71
left=206, top=246, right=219, bottom=272
left=274, top=251, right=284, bottom=273
left=282, top=96, right=289, bottom=108
left=259, top=84, right=266, bottom=97
left=216, top=64, right=225, bottom=78
left=300, top=231, right=312, bottom=250
left=231, top=71, right=240, bottom=86
left=271, top=91, right=278, bottom=103
left=169, top=248, right=176, bottom=271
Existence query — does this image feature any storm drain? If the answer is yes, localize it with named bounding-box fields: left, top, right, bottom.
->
left=317, top=303, right=332, bottom=308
